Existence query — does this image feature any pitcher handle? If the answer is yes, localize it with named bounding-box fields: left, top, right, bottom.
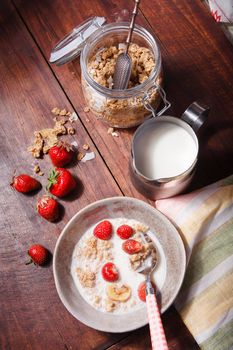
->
left=142, top=83, right=171, bottom=117
left=181, top=101, right=210, bottom=132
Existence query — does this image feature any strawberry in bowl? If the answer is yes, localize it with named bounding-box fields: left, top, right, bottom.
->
left=102, top=262, right=119, bottom=282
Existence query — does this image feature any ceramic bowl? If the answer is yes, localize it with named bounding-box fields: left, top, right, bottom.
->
left=53, top=196, right=186, bottom=332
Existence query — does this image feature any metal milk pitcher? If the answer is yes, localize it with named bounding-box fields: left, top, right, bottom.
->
left=130, top=102, right=210, bottom=200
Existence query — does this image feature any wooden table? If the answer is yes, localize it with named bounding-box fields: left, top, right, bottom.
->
left=1, top=0, right=233, bottom=349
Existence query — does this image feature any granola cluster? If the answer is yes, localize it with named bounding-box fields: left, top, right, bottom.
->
left=27, top=119, right=67, bottom=158
left=82, top=43, right=162, bottom=128
left=27, top=108, right=77, bottom=158
left=76, top=268, right=96, bottom=288
left=130, top=233, right=157, bottom=271
left=79, top=236, right=113, bottom=262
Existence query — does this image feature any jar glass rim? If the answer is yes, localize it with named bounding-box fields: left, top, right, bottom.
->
left=80, top=22, right=161, bottom=99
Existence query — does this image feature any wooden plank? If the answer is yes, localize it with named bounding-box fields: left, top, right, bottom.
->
left=12, top=0, right=233, bottom=194
left=4, top=0, right=233, bottom=348
left=11, top=0, right=155, bottom=203
left=11, top=0, right=233, bottom=349
left=0, top=2, right=126, bottom=349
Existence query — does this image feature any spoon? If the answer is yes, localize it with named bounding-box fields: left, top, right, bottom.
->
left=136, top=233, right=169, bottom=350
left=113, top=0, right=140, bottom=90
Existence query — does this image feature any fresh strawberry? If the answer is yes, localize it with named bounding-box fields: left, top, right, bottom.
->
left=122, top=239, right=143, bottom=254
left=37, top=195, right=59, bottom=222
left=49, top=142, right=75, bottom=167
left=47, top=168, right=76, bottom=197
left=101, top=262, right=119, bottom=282
left=11, top=174, right=41, bottom=193
left=93, top=220, right=112, bottom=240
left=117, top=224, right=134, bottom=239
left=137, top=281, right=157, bottom=302
left=27, top=244, right=49, bottom=266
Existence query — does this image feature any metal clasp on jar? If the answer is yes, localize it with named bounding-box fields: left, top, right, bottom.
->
left=142, top=83, right=171, bottom=117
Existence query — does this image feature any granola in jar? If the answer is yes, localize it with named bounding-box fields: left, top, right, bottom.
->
left=81, top=23, right=164, bottom=128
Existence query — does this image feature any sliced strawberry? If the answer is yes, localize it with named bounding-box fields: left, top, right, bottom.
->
left=101, top=262, right=119, bottom=282
left=93, top=220, right=112, bottom=240
left=117, top=224, right=134, bottom=239
left=122, top=239, right=143, bottom=254
left=137, top=281, right=157, bottom=302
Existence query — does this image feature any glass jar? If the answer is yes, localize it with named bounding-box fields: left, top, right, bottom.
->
left=80, top=22, right=169, bottom=128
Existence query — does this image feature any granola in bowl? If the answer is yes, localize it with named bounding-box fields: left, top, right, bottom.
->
left=71, top=218, right=167, bottom=314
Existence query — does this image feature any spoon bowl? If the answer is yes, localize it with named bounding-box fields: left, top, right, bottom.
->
left=136, top=233, right=158, bottom=276
left=113, top=0, right=140, bottom=89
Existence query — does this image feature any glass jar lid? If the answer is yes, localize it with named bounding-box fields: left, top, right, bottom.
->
left=50, top=16, right=106, bottom=65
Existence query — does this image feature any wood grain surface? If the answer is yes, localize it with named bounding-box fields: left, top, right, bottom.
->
left=0, top=1, right=124, bottom=349
left=1, top=0, right=233, bottom=349
left=12, top=0, right=233, bottom=192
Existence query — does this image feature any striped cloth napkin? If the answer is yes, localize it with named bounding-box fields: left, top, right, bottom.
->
left=156, top=175, right=233, bottom=350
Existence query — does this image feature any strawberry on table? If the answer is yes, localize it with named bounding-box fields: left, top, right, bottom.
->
left=11, top=174, right=41, bottom=193
left=27, top=244, right=49, bottom=266
left=122, top=239, right=143, bottom=254
left=117, top=224, right=134, bottom=239
left=49, top=142, right=75, bottom=167
left=47, top=168, right=76, bottom=197
left=37, top=195, right=59, bottom=222
left=137, top=281, right=156, bottom=302
left=93, top=220, right=112, bottom=240
left=102, top=262, right=119, bottom=282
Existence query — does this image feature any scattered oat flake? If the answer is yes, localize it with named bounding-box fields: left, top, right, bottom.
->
left=60, top=109, right=67, bottom=116
left=107, top=127, right=114, bottom=134
left=77, top=152, right=84, bottom=161
left=27, top=133, right=43, bottom=158
left=51, top=107, right=60, bottom=115
left=83, top=106, right=90, bottom=113
left=81, top=151, right=95, bottom=162
left=112, top=131, right=119, bottom=137
left=59, top=119, right=67, bottom=125
left=33, top=165, right=40, bottom=174
left=69, top=112, right=78, bottom=123
left=33, top=164, right=44, bottom=176
left=83, top=144, right=89, bottom=150
left=68, top=127, right=75, bottom=135
left=66, top=111, right=71, bottom=116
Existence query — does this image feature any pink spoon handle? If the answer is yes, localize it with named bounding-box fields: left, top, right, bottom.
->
left=146, top=293, right=169, bottom=350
